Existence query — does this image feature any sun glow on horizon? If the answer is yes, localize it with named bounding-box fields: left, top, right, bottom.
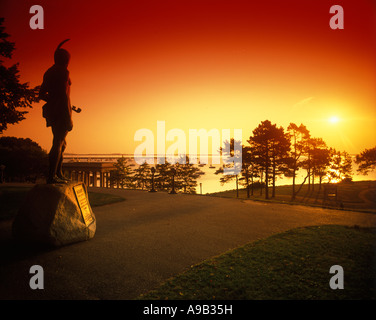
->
left=1, top=0, right=375, bottom=156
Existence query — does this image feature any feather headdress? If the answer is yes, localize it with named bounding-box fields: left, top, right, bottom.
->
left=54, top=39, right=71, bottom=66
left=56, top=39, right=70, bottom=51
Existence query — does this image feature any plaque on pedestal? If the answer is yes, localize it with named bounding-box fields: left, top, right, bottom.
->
left=73, top=184, right=94, bottom=226
left=12, top=182, right=96, bottom=247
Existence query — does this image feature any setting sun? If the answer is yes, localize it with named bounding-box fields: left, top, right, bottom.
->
left=1, top=0, right=376, bottom=303
left=329, top=116, right=340, bottom=124
left=1, top=0, right=375, bottom=158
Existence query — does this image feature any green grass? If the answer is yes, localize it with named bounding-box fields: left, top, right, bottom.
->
left=0, top=186, right=125, bottom=220
left=139, top=225, right=376, bottom=300
left=0, top=186, right=31, bottom=220
left=210, top=180, right=376, bottom=213
left=87, top=191, right=125, bottom=207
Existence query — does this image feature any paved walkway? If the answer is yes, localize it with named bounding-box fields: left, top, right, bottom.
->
left=0, top=188, right=375, bottom=300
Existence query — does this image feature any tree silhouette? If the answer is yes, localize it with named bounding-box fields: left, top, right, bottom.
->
left=155, top=162, right=172, bottom=191
left=310, top=139, right=331, bottom=189
left=327, top=149, right=353, bottom=183
left=248, top=120, right=290, bottom=199
left=152, top=158, right=205, bottom=193
left=215, top=139, right=249, bottom=197
left=291, top=136, right=332, bottom=197
left=133, top=161, right=151, bottom=190
left=355, top=146, right=376, bottom=175
left=0, top=18, right=40, bottom=133
left=309, top=137, right=330, bottom=190
left=0, top=136, right=48, bottom=182
left=174, top=156, right=205, bottom=194
left=302, top=137, right=316, bottom=190
left=111, top=156, right=133, bottom=188
left=241, top=144, right=260, bottom=197
left=269, top=125, right=290, bottom=198
left=287, top=123, right=310, bottom=199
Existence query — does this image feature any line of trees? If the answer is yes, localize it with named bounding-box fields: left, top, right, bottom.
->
left=0, top=137, right=48, bottom=182
left=216, top=120, right=375, bottom=200
left=110, top=156, right=205, bottom=194
left=1, top=20, right=375, bottom=196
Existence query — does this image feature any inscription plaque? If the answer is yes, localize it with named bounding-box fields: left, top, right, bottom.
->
left=73, top=184, right=94, bottom=226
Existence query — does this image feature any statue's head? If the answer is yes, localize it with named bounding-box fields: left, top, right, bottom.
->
left=54, top=39, right=70, bottom=66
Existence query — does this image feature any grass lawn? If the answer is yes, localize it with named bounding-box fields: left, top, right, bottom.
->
left=140, top=225, right=376, bottom=300
left=88, top=191, right=125, bottom=207
left=0, top=185, right=125, bottom=221
left=210, top=180, right=376, bottom=213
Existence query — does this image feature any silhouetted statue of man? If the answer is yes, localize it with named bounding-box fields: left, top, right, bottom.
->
left=39, top=39, right=73, bottom=184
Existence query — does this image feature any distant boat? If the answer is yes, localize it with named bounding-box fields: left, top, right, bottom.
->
left=209, top=165, right=216, bottom=169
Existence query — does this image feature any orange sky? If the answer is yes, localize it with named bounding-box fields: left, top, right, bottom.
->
left=1, top=0, right=375, bottom=156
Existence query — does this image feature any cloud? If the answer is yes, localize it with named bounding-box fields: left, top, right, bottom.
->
left=293, top=97, right=314, bottom=108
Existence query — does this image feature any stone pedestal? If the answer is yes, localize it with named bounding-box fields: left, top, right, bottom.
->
left=12, top=182, right=96, bottom=247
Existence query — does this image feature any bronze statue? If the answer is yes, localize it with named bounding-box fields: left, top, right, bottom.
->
left=39, top=39, right=73, bottom=184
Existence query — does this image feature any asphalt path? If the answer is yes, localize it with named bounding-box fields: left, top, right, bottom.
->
left=0, top=188, right=375, bottom=300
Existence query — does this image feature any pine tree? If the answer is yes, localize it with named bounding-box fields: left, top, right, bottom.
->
left=173, top=156, right=205, bottom=194
left=112, top=156, right=133, bottom=188
left=355, top=147, right=376, bottom=175
left=0, top=18, right=40, bottom=133
left=133, top=161, right=151, bottom=190
left=287, top=123, right=310, bottom=199
left=248, top=120, right=290, bottom=199
left=155, top=162, right=173, bottom=191
left=327, top=149, right=353, bottom=183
